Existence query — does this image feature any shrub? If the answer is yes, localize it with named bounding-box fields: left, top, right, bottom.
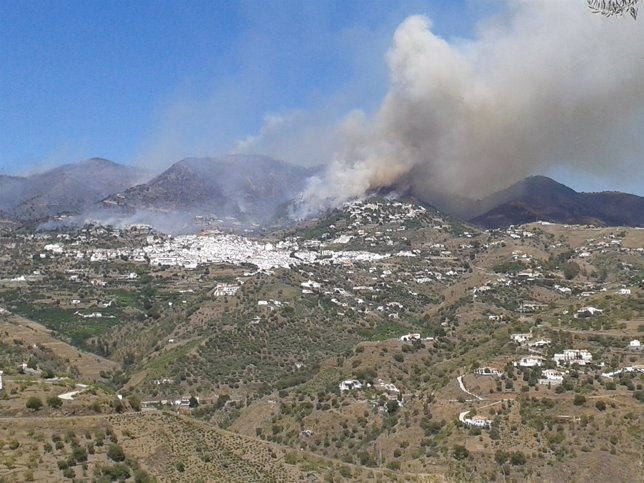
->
left=595, top=400, right=606, bottom=411
left=510, top=451, right=527, bottom=465
left=107, top=444, right=126, bottom=462
left=128, top=395, right=142, bottom=412
left=101, top=464, right=130, bottom=480
left=26, top=396, right=43, bottom=411
left=452, top=445, right=470, bottom=460
left=573, top=394, right=586, bottom=406
left=62, top=467, right=75, bottom=479
left=47, top=396, right=63, bottom=408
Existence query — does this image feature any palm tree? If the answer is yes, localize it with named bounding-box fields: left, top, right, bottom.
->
left=588, top=0, right=640, bottom=19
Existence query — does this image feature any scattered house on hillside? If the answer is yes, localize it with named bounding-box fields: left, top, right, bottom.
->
left=554, top=285, right=572, bottom=294
left=339, top=379, right=365, bottom=392
left=601, top=365, right=644, bottom=378
left=539, top=369, right=565, bottom=385
left=213, top=283, right=239, bottom=297
left=517, top=303, right=545, bottom=313
left=511, top=333, right=532, bottom=344
left=467, top=416, right=492, bottom=428
left=475, top=367, right=503, bottom=377
left=399, top=333, right=421, bottom=342
left=21, top=363, right=42, bottom=376
left=459, top=410, right=492, bottom=429
left=528, top=339, right=551, bottom=349
left=517, top=270, right=541, bottom=280
left=553, top=349, right=593, bottom=366
left=300, top=280, right=321, bottom=289
left=575, top=307, right=603, bottom=318
left=514, top=356, right=545, bottom=368
left=628, top=339, right=642, bottom=351
left=617, top=288, right=631, bottom=296
left=152, top=378, right=173, bottom=385
left=374, top=379, right=401, bottom=400
left=0, top=370, right=3, bottom=391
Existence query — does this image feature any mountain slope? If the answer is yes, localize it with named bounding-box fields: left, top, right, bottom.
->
left=101, top=155, right=318, bottom=225
left=6, top=158, right=149, bottom=222
left=468, top=176, right=644, bottom=228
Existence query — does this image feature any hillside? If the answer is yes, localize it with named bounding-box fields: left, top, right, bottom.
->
left=468, top=176, right=644, bottom=228
left=1, top=158, right=149, bottom=223
left=100, top=155, right=318, bottom=227
left=0, top=197, right=642, bottom=481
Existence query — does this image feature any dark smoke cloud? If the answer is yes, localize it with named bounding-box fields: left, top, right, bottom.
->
left=298, top=1, right=644, bottom=214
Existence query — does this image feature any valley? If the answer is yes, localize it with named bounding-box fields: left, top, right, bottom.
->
left=0, top=197, right=641, bottom=482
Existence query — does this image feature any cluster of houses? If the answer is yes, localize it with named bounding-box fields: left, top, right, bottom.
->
left=511, top=332, right=596, bottom=374
left=339, top=378, right=402, bottom=406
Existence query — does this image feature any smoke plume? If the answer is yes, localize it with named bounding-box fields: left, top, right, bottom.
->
left=299, top=1, right=644, bottom=214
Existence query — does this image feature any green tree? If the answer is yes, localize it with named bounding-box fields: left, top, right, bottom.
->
left=26, top=396, right=43, bottom=411
left=563, top=262, right=580, bottom=280
left=452, top=445, right=470, bottom=460
left=128, top=395, right=142, bottom=412
left=47, top=396, right=62, bottom=409
left=107, top=444, right=126, bottom=462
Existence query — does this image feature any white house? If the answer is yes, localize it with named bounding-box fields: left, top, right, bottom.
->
left=514, top=356, right=545, bottom=368
left=628, top=339, right=642, bottom=351
left=554, top=285, right=572, bottom=294
left=511, top=333, right=532, bottom=344
left=575, top=307, right=603, bottom=318
left=529, top=339, right=551, bottom=349
left=339, top=379, right=364, bottom=392
left=617, top=288, right=631, bottom=295
left=213, top=283, right=239, bottom=297
left=400, top=333, right=421, bottom=342
left=475, top=367, right=503, bottom=377
left=539, top=369, right=565, bottom=385
left=553, top=349, right=593, bottom=366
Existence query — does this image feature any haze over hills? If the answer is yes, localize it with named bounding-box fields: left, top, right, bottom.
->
left=0, top=158, right=149, bottom=223
left=1, top=156, right=643, bottom=231
left=100, top=155, right=319, bottom=227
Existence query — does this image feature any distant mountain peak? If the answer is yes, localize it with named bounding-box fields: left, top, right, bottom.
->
left=81, top=157, right=123, bottom=168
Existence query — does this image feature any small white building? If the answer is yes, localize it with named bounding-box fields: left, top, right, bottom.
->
left=399, top=333, right=421, bottom=342
left=475, top=367, right=503, bottom=377
left=553, top=349, right=593, bottom=366
left=339, top=379, right=364, bottom=392
left=575, top=307, right=603, bottom=318
left=617, top=288, right=631, bottom=296
left=628, top=339, right=642, bottom=351
left=213, top=283, right=239, bottom=297
left=529, top=339, right=551, bottom=348
left=514, top=356, right=545, bottom=368
left=511, top=333, right=532, bottom=344
left=539, top=369, right=565, bottom=385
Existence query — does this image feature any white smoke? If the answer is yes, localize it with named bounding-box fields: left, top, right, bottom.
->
left=299, top=0, right=644, bottom=214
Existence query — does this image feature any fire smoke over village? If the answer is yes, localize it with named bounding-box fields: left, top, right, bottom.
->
left=290, top=1, right=644, bottom=215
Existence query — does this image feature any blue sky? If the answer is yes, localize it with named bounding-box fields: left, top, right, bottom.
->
left=0, top=0, right=641, bottom=195
left=0, top=1, right=483, bottom=168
